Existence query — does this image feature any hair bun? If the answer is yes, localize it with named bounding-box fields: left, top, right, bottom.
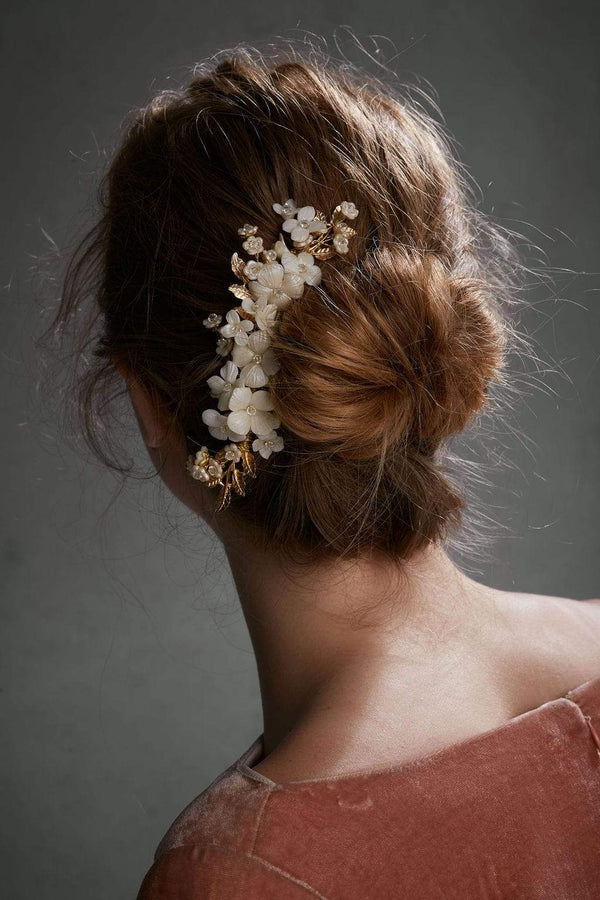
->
left=271, top=244, right=505, bottom=461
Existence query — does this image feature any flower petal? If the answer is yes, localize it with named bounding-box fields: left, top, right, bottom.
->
left=251, top=390, right=274, bottom=411
left=241, top=363, right=268, bottom=389
left=281, top=273, right=305, bottom=299
left=202, top=408, right=229, bottom=440
left=228, top=386, right=252, bottom=411
left=257, top=262, right=284, bottom=290
left=217, top=390, right=233, bottom=411
left=280, top=250, right=298, bottom=271
left=242, top=295, right=268, bottom=316
left=248, top=330, right=271, bottom=353
left=202, top=409, right=223, bottom=426
left=304, top=265, right=322, bottom=286
left=297, top=252, right=314, bottom=266
left=207, top=375, right=225, bottom=395
left=232, top=344, right=254, bottom=367
left=296, top=205, right=315, bottom=222
left=221, top=360, right=239, bottom=382
left=227, top=426, right=248, bottom=442
left=227, top=410, right=250, bottom=435
left=291, top=224, right=310, bottom=243
left=252, top=410, right=280, bottom=435
left=249, top=281, right=274, bottom=303
left=255, top=305, right=278, bottom=332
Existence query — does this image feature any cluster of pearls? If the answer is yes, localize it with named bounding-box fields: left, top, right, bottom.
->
left=188, top=198, right=359, bottom=511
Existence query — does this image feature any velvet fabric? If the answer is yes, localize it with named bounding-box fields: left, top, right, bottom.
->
left=136, top=673, right=600, bottom=898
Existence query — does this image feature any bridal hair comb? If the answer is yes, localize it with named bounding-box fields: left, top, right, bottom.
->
left=187, top=198, right=359, bottom=511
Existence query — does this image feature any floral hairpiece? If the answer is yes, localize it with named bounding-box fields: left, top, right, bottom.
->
left=187, top=198, right=359, bottom=511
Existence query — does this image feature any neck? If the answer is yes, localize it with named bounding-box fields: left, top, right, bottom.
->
left=219, top=525, right=495, bottom=757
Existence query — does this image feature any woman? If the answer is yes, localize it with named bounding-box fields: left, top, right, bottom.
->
left=54, top=49, right=600, bottom=898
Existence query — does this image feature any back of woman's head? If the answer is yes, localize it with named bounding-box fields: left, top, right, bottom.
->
left=56, top=48, right=520, bottom=562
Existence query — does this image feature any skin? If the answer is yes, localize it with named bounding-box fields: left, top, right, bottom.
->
left=117, top=363, right=600, bottom=782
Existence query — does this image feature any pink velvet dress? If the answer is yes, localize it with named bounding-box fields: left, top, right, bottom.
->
left=136, top=672, right=600, bottom=898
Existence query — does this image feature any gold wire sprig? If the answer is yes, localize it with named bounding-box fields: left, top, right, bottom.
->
left=304, top=205, right=358, bottom=260
left=186, top=437, right=257, bottom=512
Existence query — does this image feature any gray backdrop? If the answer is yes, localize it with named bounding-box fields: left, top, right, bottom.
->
left=2, top=2, right=599, bottom=898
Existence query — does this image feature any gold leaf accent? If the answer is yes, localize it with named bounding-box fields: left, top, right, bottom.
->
left=215, top=484, right=232, bottom=512
left=312, top=246, right=337, bottom=260
left=240, top=446, right=257, bottom=477
left=232, top=468, right=246, bottom=496
left=228, top=283, right=252, bottom=301
left=231, top=252, right=247, bottom=280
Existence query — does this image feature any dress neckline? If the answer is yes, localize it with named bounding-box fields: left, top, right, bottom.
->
left=237, top=670, right=600, bottom=788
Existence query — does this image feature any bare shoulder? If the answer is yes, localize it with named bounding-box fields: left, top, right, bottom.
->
left=502, top=590, right=600, bottom=646
left=250, top=589, right=600, bottom=785
left=492, top=590, right=600, bottom=703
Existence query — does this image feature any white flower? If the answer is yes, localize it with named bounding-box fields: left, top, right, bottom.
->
left=216, top=336, right=233, bottom=356
left=274, top=239, right=288, bottom=257
left=333, top=233, right=349, bottom=254
left=242, top=295, right=279, bottom=334
left=340, top=200, right=359, bottom=219
left=272, top=198, right=298, bottom=219
left=190, top=463, right=210, bottom=482
left=202, top=408, right=247, bottom=442
left=252, top=431, right=284, bottom=459
left=206, top=360, right=240, bottom=411
left=219, top=309, right=254, bottom=345
left=203, top=312, right=222, bottom=329
left=241, top=295, right=279, bottom=333
left=227, top=386, right=280, bottom=436
left=240, top=296, right=262, bottom=315
left=206, top=459, right=223, bottom=479
left=243, top=260, right=263, bottom=280
left=280, top=250, right=322, bottom=287
left=222, top=443, right=242, bottom=463
left=232, top=331, right=280, bottom=388
left=238, top=223, right=258, bottom=237
left=281, top=206, right=327, bottom=246
left=247, top=261, right=304, bottom=309
left=242, top=235, right=264, bottom=256
left=189, top=447, right=211, bottom=481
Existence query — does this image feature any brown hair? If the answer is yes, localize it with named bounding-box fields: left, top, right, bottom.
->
left=50, top=47, right=523, bottom=562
